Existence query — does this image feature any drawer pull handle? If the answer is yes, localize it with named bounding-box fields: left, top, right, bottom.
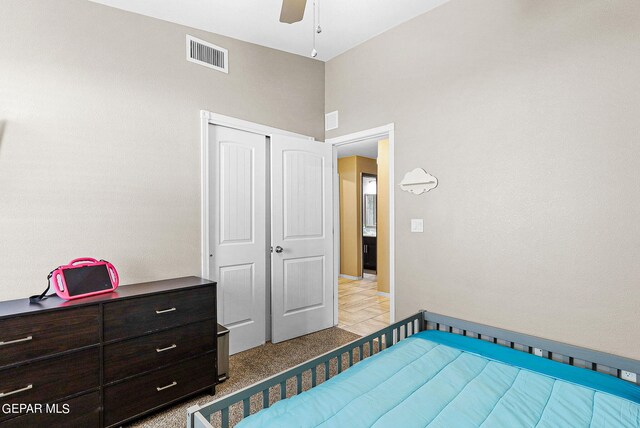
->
left=156, top=344, right=177, bottom=353
left=0, top=384, right=33, bottom=398
left=0, top=336, right=33, bottom=347
left=156, top=381, right=177, bottom=392
left=155, top=307, right=176, bottom=314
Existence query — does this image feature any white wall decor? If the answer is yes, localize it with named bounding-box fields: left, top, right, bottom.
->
left=399, top=168, right=438, bottom=195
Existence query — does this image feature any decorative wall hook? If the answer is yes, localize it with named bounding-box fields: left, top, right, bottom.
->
left=399, top=168, right=438, bottom=195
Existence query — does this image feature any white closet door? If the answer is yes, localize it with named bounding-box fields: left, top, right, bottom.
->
left=209, top=125, right=267, bottom=354
left=270, top=135, right=334, bottom=343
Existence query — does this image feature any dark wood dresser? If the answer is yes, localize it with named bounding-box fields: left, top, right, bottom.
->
left=0, top=276, right=217, bottom=427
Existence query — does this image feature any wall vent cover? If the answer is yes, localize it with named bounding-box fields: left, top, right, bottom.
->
left=325, top=111, right=339, bottom=131
left=186, top=35, right=228, bottom=73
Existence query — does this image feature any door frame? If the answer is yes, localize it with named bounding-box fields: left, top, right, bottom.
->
left=199, top=110, right=314, bottom=281
left=326, top=123, right=396, bottom=324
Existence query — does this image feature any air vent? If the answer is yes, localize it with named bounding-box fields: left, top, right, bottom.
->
left=186, top=35, right=228, bottom=73
left=325, top=111, right=339, bottom=131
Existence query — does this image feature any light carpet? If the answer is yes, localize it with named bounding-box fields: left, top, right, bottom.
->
left=129, top=327, right=361, bottom=427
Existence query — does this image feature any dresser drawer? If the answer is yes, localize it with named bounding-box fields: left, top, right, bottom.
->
left=104, top=352, right=216, bottom=427
left=0, top=348, right=100, bottom=421
left=1, top=391, right=100, bottom=428
left=103, top=286, right=215, bottom=342
left=104, top=319, right=217, bottom=383
left=0, top=306, right=100, bottom=368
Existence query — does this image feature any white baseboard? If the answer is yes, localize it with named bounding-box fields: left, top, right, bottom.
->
left=339, top=274, right=362, bottom=280
left=377, top=291, right=390, bottom=297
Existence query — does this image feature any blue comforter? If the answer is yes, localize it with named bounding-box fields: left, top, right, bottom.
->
left=238, top=331, right=640, bottom=427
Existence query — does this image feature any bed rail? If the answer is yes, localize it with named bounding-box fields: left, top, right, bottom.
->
left=187, top=312, right=423, bottom=428
left=423, top=311, right=640, bottom=385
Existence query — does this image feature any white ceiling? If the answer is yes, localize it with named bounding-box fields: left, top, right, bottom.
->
left=89, top=0, right=449, bottom=61
left=337, top=138, right=379, bottom=159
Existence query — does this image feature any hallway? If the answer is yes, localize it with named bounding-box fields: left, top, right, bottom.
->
left=337, top=275, right=390, bottom=336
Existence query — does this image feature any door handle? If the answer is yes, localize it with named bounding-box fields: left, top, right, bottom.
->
left=275, top=246, right=284, bottom=254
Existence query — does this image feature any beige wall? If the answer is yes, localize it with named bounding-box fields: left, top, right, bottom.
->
left=326, top=0, right=640, bottom=359
left=338, top=157, right=358, bottom=277
left=338, top=156, right=377, bottom=277
left=376, top=140, right=390, bottom=294
left=0, top=0, right=324, bottom=300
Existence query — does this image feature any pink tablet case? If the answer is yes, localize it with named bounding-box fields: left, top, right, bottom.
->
left=50, top=257, right=119, bottom=300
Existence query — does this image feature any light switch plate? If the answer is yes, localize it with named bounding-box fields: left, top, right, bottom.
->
left=411, top=219, right=424, bottom=233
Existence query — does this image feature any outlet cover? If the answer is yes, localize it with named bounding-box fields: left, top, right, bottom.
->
left=533, top=348, right=543, bottom=357
left=621, top=371, right=637, bottom=383
left=411, top=219, right=424, bottom=233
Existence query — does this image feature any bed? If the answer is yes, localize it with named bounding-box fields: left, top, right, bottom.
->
left=187, top=311, right=640, bottom=428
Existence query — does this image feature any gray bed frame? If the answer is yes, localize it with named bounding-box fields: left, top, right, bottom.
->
left=187, top=310, right=640, bottom=428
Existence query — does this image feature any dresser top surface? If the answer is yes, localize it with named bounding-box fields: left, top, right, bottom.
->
left=0, top=276, right=216, bottom=319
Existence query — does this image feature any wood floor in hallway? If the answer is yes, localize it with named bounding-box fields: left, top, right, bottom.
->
left=338, top=275, right=390, bottom=336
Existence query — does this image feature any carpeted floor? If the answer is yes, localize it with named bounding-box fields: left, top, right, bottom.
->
left=129, top=326, right=361, bottom=427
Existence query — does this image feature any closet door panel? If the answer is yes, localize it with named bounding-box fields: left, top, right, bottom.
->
left=270, top=135, right=334, bottom=343
left=209, top=125, right=267, bottom=354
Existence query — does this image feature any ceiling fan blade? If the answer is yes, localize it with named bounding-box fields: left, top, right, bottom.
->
left=279, top=0, right=307, bottom=24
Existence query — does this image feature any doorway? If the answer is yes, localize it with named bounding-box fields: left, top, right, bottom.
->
left=200, top=112, right=335, bottom=355
left=328, top=124, right=395, bottom=337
